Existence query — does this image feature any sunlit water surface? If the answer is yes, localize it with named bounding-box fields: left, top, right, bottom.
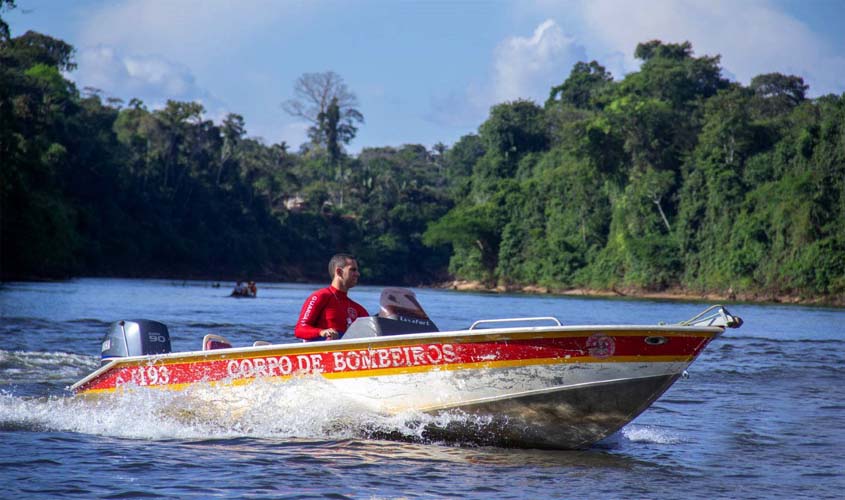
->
left=1, top=279, right=843, bottom=498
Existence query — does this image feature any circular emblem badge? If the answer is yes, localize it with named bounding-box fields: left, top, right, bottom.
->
left=586, top=333, right=615, bottom=358
left=347, top=307, right=359, bottom=327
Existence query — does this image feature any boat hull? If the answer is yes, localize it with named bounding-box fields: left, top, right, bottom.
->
left=417, top=374, right=680, bottom=449
left=71, top=325, right=722, bottom=448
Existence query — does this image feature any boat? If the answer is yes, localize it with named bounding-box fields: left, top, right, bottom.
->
left=70, top=288, right=742, bottom=449
left=230, top=281, right=257, bottom=298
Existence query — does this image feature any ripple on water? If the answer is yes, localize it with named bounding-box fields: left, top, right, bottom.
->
left=2, top=280, right=845, bottom=498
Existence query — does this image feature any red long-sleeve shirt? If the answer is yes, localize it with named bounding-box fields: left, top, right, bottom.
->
left=294, top=286, right=369, bottom=341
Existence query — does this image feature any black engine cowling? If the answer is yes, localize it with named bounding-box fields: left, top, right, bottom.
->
left=101, top=320, right=172, bottom=363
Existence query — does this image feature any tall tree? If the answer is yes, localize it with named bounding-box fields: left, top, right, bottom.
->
left=6, top=30, right=77, bottom=71
left=219, top=113, right=245, bottom=185
left=629, top=40, right=727, bottom=107
left=546, top=61, right=613, bottom=110
left=282, top=71, right=363, bottom=150
left=0, top=0, right=15, bottom=43
left=318, top=96, right=353, bottom=166
left=750, top=72, right=808, bottom=119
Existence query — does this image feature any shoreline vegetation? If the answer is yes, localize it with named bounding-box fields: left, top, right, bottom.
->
left=2, top=16, right=843, bottom=307
left=438, top=280, right=845, bottom=307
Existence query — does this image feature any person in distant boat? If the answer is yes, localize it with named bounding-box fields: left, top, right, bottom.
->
left=248, top=281, right=257, bottom=297
left=232, top=281, right=251, bottom=297
left=295, top=253, right=368, bottom=341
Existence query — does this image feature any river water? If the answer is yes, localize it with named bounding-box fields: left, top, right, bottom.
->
left=1, top=278, right=843, bottom=499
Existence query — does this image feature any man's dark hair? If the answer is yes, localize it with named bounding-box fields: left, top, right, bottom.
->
left=328, top=253, right=356, bottom=278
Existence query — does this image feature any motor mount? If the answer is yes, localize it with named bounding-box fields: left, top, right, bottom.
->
left=101, top=320, right=172, bottom=363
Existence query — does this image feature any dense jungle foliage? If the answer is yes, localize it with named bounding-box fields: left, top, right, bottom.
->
left=426, top=42, right=845, bottom=301
left=2, top=17, right=843, bottom=301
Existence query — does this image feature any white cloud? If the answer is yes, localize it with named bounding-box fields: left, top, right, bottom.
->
left=123, top=56, right=192, bottom=96
left=427, top=19, right=586, bottom=129
left=71, top=0, right=321, bottom=145
left=77, top=0, right=291, bottom=68
left=74, top=45, right=215, bottom=108
left=492, top=19, right=587, bottom=103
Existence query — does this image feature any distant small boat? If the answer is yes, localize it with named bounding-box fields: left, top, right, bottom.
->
left=229, top=282, right=257, bottom=298
left=70, top=288, right=742, bottom=449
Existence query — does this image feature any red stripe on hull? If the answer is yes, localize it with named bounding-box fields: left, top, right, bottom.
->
left=76, top=331, right=715, bottom=394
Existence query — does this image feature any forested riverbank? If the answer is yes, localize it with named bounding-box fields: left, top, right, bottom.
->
left=2, top=8, right=843, bottom=305
left=440, top=280, right=844, bottom=307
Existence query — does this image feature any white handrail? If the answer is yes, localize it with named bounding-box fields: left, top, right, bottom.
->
left=469, top=317, right=562, bottom=330
left=679, top=305, right=743, bottom=328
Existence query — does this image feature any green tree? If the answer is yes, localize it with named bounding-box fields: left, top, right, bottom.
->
left=546, top=60, right=613, bottom=110
left=631, top=40, right=727, bottom=107
left=0, top=1, right=15, bottom=42
left=676, top=87, right=764, bottom=290
left=282, top=71, right=363, bottom=152
left=219, top=113, right=245, bottom=185
left=424, top=200, right=506, bottom=285
left=479, top=99, right=548, bottom=166
left=6, top=30, right=76, bottom=71
left=0, top=30, right=81, bottom=278
left=750, top=72, right=808, bottom=119
left=442, top=133, right=484, bottom=198
left=473, top=100, right=548, bottom=199
left=350, top=145, right=451, bottom=283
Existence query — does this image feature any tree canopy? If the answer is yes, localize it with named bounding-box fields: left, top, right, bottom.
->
left=2, top=26, right=842, bottom=304
left=425, top=39, right=844, bottom=302
left=282, top=71, right=364, bottom=156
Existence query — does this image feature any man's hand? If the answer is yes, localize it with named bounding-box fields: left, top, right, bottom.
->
left=320, top=328, right=339, bottom=340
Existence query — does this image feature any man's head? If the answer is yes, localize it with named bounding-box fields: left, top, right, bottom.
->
left=329, top=253, right=360, bottom=291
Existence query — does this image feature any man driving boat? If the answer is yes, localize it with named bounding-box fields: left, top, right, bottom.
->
left=294, top=253, right=369, bottom=341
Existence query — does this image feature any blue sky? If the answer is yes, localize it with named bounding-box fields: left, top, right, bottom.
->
left=6, top=0, right=845, bottom=153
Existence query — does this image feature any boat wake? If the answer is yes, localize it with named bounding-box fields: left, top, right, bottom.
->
left=0, top=378, right=505, bottom=446
left=0, top=350, right=99, bottom=401
left=0, top=348, right=555, bottom=446
left=620, top=425, right=682, bottom=445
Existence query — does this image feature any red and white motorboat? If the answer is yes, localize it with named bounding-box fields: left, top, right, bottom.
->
left=70, top=288, right=742, bottom=449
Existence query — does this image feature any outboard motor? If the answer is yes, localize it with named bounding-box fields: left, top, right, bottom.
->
left=344, top=288, right=438, bottom=339
left=101, top=320, right=172, bottom=364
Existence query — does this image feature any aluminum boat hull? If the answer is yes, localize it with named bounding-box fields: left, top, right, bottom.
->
left=71, top=322, right=727, bottom=449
